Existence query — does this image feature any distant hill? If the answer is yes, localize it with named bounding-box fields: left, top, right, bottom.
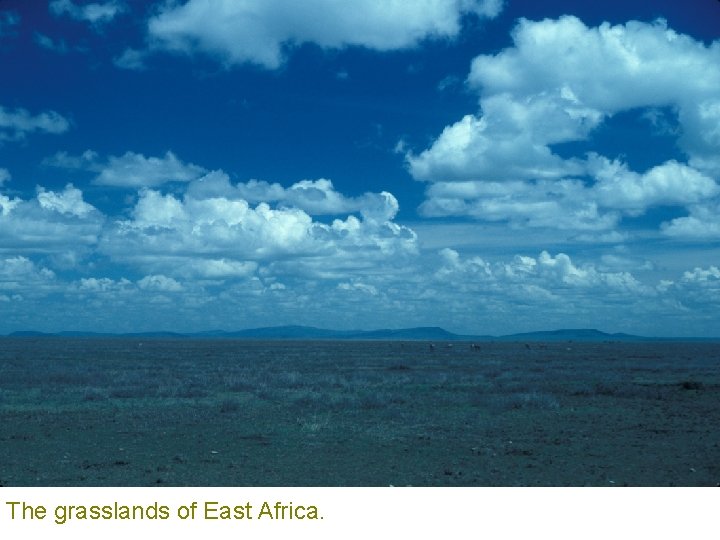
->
left=5, top=326, right=717, bottom=341
left=7, top=330, right=54, bottom=337
left=216, top=326, right=351, bottom=339
left=497, top=328, right=649, bottom=342
left=182, top=326, right=467, bottom=340
left=347, top=326, right=472, bottom=340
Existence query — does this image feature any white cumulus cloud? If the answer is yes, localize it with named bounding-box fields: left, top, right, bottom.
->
left=50, top=0, right=126, bottom=25
left=408, top=96, right=589, bottom=183
left=100, top=181, right=417, bottom=279
left=420, top=178, right=620, bottom=231
left=590, top=156, right=719, bottom=215
left=46, top=149, right=207, bottom=188
left=437, top=248, right=647, bottom=295
left=95, top=151, right=207, bottom=187
left=137, top=274, right=183, bottom=292
left=0, top=11, right=20, bottom=36
left=0, top=185, right=103, bottom=256
left=661, top=201, right=720, bottom=239
left=35, top=33, right=69, bottom=54
left=0, top=105, right=70, bottom=142
left=187, top=171, right=400, bottom=219
left=78, top=276, right=132, bottom=293
left=36, top=184, right=96, bottom=218
left=0, top=256, right=56, bottom=297
left=114, top=48, right=146, bottom=70
left=146, top=0, right=503, bottom=69
left=660, top=265, right=720, bottom=309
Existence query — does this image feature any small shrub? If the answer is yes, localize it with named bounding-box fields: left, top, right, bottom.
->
left=478, top=391, right=560, bottom=412
left=359, top=391, right=399, bottom=409
left=82, top=387, right=109, bottom=402
left=172, top=385, right=208, bottom=399
left=219, top=398, right=241, bottom=413
left=297, top=414, right=330, bottom=433
left=680, top=380, right=703, bottom=391
left=110, top=385, right=152, bottom=399
left=223, top=374, right=253, bottom=392
left=279, top=371, right=304, bottom=388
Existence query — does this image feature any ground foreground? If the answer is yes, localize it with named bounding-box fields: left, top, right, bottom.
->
left=0, top=339, right=718, bottom=486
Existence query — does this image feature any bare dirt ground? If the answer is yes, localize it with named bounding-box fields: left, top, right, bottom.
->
left=1, top=338, right=718, bottom=486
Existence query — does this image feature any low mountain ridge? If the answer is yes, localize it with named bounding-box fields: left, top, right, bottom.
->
left=6, top=326, right=716, bottom=341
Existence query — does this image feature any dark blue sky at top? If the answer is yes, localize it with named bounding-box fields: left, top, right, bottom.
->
left=2, top=0, right=716, bottom=218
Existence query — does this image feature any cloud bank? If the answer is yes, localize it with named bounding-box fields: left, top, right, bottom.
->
left=407, top=16, right=720, bottom=239
left=2, top=168, right=719, bottom=335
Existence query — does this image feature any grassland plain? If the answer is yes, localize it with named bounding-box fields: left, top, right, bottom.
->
left=0, top=338, right=718, bottom=486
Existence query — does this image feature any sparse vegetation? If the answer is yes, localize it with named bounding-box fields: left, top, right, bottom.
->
left=0, top=338, right=718, bottom=486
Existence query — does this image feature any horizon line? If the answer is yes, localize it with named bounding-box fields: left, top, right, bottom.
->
left=4, top=325, right=720, bottom=342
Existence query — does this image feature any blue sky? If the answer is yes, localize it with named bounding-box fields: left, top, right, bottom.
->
left=1, top=0, right=719, bottom=336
